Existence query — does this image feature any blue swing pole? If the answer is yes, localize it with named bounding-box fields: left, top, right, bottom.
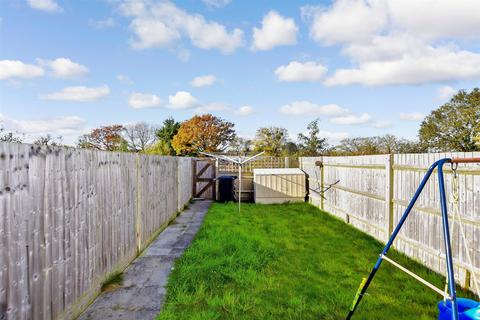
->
left=346, top=158, right=459, bottom=320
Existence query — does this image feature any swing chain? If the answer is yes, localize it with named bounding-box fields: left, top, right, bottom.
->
left=451, top=163, right=459, bottom=204
left=444, top=163, right=459, bottom=302
left=448, top=161, right=480, bottom=299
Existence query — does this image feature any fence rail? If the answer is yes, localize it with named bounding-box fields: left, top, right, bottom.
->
left=216, top=156, right=293, bottom=173
left=0, top=142, right=194, bottom=320
left=300, top=152, right=480, bottom=292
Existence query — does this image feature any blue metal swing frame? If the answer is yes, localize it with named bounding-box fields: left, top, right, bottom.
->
left=346, top=158, right=459, bottom=320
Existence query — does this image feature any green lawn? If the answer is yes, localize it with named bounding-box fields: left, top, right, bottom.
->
left=157, top=202, right=475, bottom=320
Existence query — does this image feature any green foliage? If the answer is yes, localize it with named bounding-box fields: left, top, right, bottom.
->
left=157, top=203, right=475, bottom=320
left=144, top=140, right=172, bottom=156
left=297, top=119, right=328, bottom=156
left=332, top=134, right=425, bottom=155
left=155, top=117, right=181, bottom=155
left=419, top=88, right=480, bottom=151
left=282, top=141, right=299, bottom=157
left=228, top=137, right=252, bottom=155
left=253, top=126, right=288, bottom=156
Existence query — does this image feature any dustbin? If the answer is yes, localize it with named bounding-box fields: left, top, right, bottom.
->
left=218, top=175, right=237, bottom=202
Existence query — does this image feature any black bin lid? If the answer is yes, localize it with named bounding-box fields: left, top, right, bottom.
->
left=218, top=175, right=237, bottom=180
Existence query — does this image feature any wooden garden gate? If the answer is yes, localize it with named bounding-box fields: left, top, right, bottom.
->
left=193, top=158, right=216, bottom=199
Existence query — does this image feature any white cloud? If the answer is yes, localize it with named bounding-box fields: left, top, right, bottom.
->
left=234, top=105, right=254, bottom=116
left=117, top=74, right=134, bottom=85
left=438, top=85, right=457, bottom=100
left=168, top=91, right=199, bottom=109
left=325, top=39, right=480, bottom=86
left=41, top=85, right=110, bottom=102
left=129, top=18, right=180, bottom=49
left=302, top=1, right=387, bottom=46
left=0, top=60, right=44, bottom=80
left=27, top=0, right=63, bottom=12
left=191, top=74, right=216, bottom=87
left=304, top=0, right=480, bottom=86
left=275, top=61, right=327, bottom=82
left=400, top=112, right=425, bottom=121
left=128, top=92, right=162, bottom=108
left=279, top=101, right=348, bottom=116
left=202, top=0, right=231, bottom=8
left=38, top=58, right=89, bottom=79
left=194, top=102, right=228, bottom=113
left=330, top=113, right=371, bottom=125
left=251, top=10, right=298, bottom=51
left=387, top=0, right=480, bottom=40
left=89, top=17, right=116, bottom=29
left=0, top=113, right=85, bottom=136
left=120, top=1, right=244, bottom=53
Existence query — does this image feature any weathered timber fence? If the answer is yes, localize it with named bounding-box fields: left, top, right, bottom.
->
left=300, top=152, right=480, bottom=292
left=0, top=142, right=194, bottom=320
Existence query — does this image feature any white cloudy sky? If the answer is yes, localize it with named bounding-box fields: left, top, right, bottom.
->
left=1, top=0, right=479, bottom=145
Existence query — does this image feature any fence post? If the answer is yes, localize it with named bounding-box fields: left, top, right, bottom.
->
left=177, top=158, right=181, bottom=211
left=192, top=158, right=197, bottom=198
left=385, top=154, right=394, bottom=242
left=321, top=158, right=325, bottom=211
left=285, top=157, right=290, bottom=168
left=135, top=154, right=142, bottom=253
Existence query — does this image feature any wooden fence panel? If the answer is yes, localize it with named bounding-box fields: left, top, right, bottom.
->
left=301, top=152, right=480, bottom=291
left=0, top=142, right=194, bottom=320
left=178, top=157, right=193, bottom=211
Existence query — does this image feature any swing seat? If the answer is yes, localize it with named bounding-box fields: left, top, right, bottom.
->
left=438, top=298, right=480, bottom=320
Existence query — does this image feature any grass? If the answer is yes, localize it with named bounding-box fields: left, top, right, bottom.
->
left=156, top=202, right=476, bottom=320
left=101, top=271, right=123, bottom=292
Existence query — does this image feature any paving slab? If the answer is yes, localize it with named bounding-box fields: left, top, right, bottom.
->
left=78, top=200, right=212, bottom=320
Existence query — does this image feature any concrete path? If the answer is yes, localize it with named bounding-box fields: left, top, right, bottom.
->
left=78, top=200, right=212, bottom=320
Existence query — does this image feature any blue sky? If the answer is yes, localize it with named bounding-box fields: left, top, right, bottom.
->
left=1, top=0, right=479, bottom=145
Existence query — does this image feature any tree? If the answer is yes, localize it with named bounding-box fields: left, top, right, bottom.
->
left=332, top=135, right=425, bottom=155
left=380, top=135, right=426, bottom=153
left=78, top=125, right=127, bottom=151
left=33, top=134, right=63, bottom=146
left=172, top=114, right=236, bottom=156
left=335, top=137, right=380, bottom=155
left=0, top=128, right=24, bottom=143
left=297, top=119, right=328, bottom=156
left=228, top=137, right=252, bottom=155
left=148, top=117, right=181, bottom=155
left=419, top=88, right=480, bottom=151
left=253, top=127, right=288, bottom=156
left=282, top=141, right=299, bottom=156
left=123, top=122, right=156, bottom=152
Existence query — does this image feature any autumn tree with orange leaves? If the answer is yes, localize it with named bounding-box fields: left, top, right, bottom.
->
left=172, top=114, right=236, bottom=156
left=78, top=125, right=127, bottom=151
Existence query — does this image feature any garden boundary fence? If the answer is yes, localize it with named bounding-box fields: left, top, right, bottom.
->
left=300, top=152, right=480, bottom=292
left=0, top=142, right=194, bottom=320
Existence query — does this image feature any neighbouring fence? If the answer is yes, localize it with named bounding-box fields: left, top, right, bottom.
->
left=0, top=142, right=194, bottom=320
left=217, top=156, right=298, bottom=201
left=217, top=156, right=297, bottom=173
left=300, top=153, right=480, bottom=292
